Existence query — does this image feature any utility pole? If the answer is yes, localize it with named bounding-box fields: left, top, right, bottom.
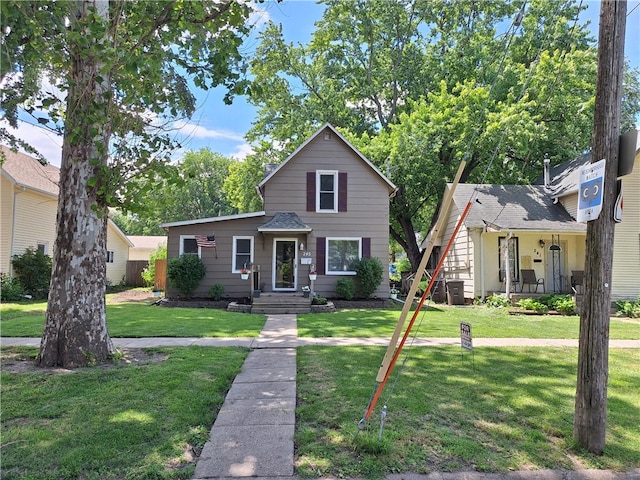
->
left=574, top=0, right=626, bottom=455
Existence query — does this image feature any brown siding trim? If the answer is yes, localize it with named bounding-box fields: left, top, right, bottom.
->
left=307, top=172, right=315, bottom=211
left=317, top=237, right=326, bottom=275
left=362, top=237, right=371, bottom=258
left=338, top=172, right=348, bottom=212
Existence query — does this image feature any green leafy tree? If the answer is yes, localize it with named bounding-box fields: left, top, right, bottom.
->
left=1, top=0, right=256, bottom=367
left=243, top=0, right=639, bottom=271
left=113, top=149, right=237, bottom=235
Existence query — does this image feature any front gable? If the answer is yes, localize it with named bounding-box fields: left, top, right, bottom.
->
left=258, top=124, right=396, bottom=216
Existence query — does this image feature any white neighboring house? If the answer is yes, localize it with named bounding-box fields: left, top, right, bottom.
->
left=1, top=145, right=132, bottom=286
left=127, top=236, right=167, bottom=261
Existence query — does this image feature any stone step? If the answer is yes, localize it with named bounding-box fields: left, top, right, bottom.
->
left=252, top=306, right=311, bottom=314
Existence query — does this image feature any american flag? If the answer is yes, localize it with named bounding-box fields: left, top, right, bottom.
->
left=195, top=234, right=216, bottom=248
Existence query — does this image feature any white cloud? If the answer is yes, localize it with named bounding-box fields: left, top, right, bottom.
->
left=230, top=142, right=254, bottom=160
left=171, top=119, right=245, bottom=142
left=0, top=119, right=63, bottom=166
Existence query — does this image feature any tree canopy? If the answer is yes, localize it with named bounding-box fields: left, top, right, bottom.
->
left=227, top=0, right=639, bottom=270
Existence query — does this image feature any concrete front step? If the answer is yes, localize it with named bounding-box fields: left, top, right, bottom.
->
left=251, top=293, right=311, bottom=314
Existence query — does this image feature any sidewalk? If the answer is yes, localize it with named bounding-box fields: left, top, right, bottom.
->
left=1, top=327, right=639, bottom=480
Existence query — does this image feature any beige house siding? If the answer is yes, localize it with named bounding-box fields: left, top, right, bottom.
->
left=0, top=175, right=16, bottom=273
left=12, top=189, right=58, bottom=258
left=439, top=211, right=474, bottom=300
left=261, top=131, right=392, bottom=298
left=612, top=153, right=640, bottom=301
left=106, top=222, right=131, bottom=285
left=559, top=195, right=579, bottom=220
left=166, top=216, right=271, bottom=298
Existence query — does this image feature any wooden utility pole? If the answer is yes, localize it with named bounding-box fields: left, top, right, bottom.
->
left=574, top=0, right=626, bottom=455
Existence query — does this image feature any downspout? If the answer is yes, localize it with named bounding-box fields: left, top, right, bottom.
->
left=480, top=230, right=485, bottom=300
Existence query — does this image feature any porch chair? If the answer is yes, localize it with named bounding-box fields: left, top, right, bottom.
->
left=571, top=270, right=585, bottom=295
left=520, top=269, right=544, bottom=293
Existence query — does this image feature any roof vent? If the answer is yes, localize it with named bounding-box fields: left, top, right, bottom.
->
left=323, top=131, right=332, bottom=141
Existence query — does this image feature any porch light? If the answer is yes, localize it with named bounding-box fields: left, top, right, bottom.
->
left=539, top=239, right=545, bottom=248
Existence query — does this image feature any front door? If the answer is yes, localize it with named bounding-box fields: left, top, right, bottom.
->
left=273, top=239, right=297, bottom=291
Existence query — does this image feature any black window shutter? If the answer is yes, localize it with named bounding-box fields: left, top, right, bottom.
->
left=307, top=172, right=315, bottom=211
left=362, top=237, right=371, bottom=258
left=316, top=237, right=326, bottom=275
left=338, top=172, right=348, bottom=212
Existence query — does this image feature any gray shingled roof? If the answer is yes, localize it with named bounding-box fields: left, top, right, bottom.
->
left=452, top=184, right=586, bottom=233
left=257, top=212, right=312, bottom=232
left=534, top=152, right=591, bottom=198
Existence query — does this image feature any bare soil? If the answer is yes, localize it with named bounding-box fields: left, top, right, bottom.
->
left=1, top=348, right=167, bottom=374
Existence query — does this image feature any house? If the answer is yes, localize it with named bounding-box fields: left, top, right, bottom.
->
left=0, top=145, right=133, bottom=286
left=127, top=236, right=167, bottom=261
left=162, top=124, right=397, bottom=300
left=427, top=130, right=640, bottom=302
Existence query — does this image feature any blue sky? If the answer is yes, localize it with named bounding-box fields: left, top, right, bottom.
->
left=3, top=0, right=638, bottom=167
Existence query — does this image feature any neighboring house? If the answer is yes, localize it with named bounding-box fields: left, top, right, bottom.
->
left=0, top=146, right=132, bottom=286
left=127, top=236, right=167, bottom=261
left=162, top=124, right=397, bottom=299
left=427, top=130, right=640, bottom=302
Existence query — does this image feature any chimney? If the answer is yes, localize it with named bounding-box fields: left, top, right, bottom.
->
left=543, top=154, right=550, bottom=189
left=263, top=163, right=278, bottom=179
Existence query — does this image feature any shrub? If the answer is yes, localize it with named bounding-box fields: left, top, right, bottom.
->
left=616, top=297, right=640, bottom=318
left=167, top=254, right=206, bottom=297
left=554, top=296, right=577, bottom=315
left=354, top=257, right=384, bottom=298
left=11, top=247, right=52, bottom=299
left=1, top=273, right=24, bottom=302
left=141, top=243, right=167, bottom=287
left=517, top=297, right=549, bottom=313
left=312, top=296, right=328, bottom=305
left=335, top=278, right=355, bottom=300
left=209, top=283, right=225, bottom=301
left=486, top=293, right=510, bottom=308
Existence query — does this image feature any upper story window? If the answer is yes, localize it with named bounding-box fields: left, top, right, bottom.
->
left=180, top=235, right=201, bottom=257
left=233, top=236, right=254, bottom=272
left=317, top=171, right=338, bottom=212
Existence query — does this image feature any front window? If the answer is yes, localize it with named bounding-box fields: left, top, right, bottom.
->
left=317, top=171, right=338, bottom=212
left=327, top=238, right=361, bottom=274
left=106, top=251, right=114, bottom=263
left=180, top=235, right=200, bottom=257
left=498, top=236, right=519, bottom=282
left=37, top=242, right=48, bottom=255
left=233, top=236, right=254, bottom=272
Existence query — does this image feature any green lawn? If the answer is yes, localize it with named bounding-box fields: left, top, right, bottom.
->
left=0, top=301, right=265, bottom=337
left=1, top=346, right=248, bottom=480
left=296, top=346, right=640, bottom=478
left=297, top=305, right=640, bottom=339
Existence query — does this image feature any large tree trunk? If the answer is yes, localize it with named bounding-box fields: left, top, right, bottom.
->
left=574, top=0, right=626, bottom=455
left=37, top=0, right=114, bottom=368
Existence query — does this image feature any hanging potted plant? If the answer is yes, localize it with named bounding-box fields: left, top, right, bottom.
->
left=309, top=264, right=317, bottom=281
left=240, top=266, right=250, bottom=280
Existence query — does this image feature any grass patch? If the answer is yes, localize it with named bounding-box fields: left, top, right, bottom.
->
left=297, top=306, right=640, bottom=339
left=295, top=346, right=640, bottom=478
left=1, top=346, right=248, bottom=480
left=0, top=301, right=265, bottom=337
